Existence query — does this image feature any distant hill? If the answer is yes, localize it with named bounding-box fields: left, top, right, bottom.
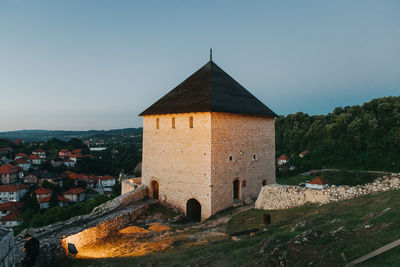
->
left=0, top=128, right=143, bottom=142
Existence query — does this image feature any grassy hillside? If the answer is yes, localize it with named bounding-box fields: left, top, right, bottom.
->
left=56, top=189, right=400, bottom=266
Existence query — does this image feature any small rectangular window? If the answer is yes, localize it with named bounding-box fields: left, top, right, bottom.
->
left=156, top=118, right=159, bottom=129
left=172, top=117, right=175, bottom=129
left=189, top=116, right=193, bottom=128
left=229, top=156, right=233, bottom=162
left=253, top=155, right=256, bottom=160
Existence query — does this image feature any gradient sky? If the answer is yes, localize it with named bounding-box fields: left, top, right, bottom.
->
left=0, top=1, right=399, bottom=131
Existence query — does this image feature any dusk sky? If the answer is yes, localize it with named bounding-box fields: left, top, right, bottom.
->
left=0, top=1, right=399, bottom=131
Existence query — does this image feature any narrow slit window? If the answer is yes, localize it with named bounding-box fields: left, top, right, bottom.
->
left=156, top=118, right=159, bottom=129
left=253, top=155, right=256, bottom=160
left=172, top=117, right=175, bottom=129
left=189, top=116, right=193, bottom=128
left=229, top=156, right=233, bottom=162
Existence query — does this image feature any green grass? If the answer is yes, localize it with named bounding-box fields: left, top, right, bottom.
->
left=54, top=189, right=400, bottom=266
left=277, top=170, right=384, bottom=186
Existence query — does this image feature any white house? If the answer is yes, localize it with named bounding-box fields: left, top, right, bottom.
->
left=57, top=195, right=70, bottom=207
left=98, top=175, right=115, bottom=192
left=0, top=210, right=21, bottom=227
left=34, top=188, right=53, bottom=201
left=63, top=159, right=76, bottom=168
left=305, top=176, right=329, bottom=189
left=28, top=154, right=42, bottom=165
left=14, top=158, right=31, bottom=171
left=277, top=155, right=289, bottom=166
left=63, top=187, right=86, bottom=202
left=0, top=164, right=19, bottom=185
left=32, top=149, right=46, bottom=159
left=39, top=196, right=51, bottom=209
left=0, top=184, right=29, bottom=203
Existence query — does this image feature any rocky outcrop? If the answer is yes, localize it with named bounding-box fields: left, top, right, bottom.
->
left=256, top=173, right=400, bottom=210
left=0, top=228, right=15, bottom=267
left=14, top=186, right=151, bottom=266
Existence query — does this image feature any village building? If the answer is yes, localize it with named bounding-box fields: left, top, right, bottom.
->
left=0, top=184, right=28, bottom=203
left=14, top=153, right=27, bottom=160
left=98, top=175, right=115, bottom=192
left=14, top=158, right=31, bottom=171
left=24, top=174, right=39, bottom=184
left=63, top=158, right=76, bottom=168
left=28, top=154, right=42, bottom=165
left=277, top=155, right=289, bottom=166
left=139, top=59, right=277, bottom=220
left=1, top=209, right=21, bottom=227
left=0, top=202, right=23, bottom=226
left=32, top=149, right=46, bottom=159
left=59, top=149, right=71, bottom=159
left=34, top=188, right=53, bottom=201
left=305, top=176, right=329, bottom=189
left=63, top=187, right=86, bottom=202
left=0, top=164, right=19, bottom=184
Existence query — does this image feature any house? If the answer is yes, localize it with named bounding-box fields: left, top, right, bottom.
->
left=32, top=149, right=46, bottom=159
left=98, top=175, right=115, bottom=192
left=31, top=170, right=61, bottom=185
left=68, top=154, right=92, bottom=162
left=14, top=157, right=31, bottom=171
left=28, top=154, right=42, bottom=165
left=0, top=201, right=22, bottom=220
left=57, top=195, right=70, bottom=207
left=139, top=58, right=277, bottom=220
left=299, top=150, right=309, bottom=158
left=277, top=155, right=289, bottom=166
left=0, top=164, right=19, bottom=184
left=0, top=184, right=29, bottom=203
left=14, top=153, right=27, bottom=160
left=63, top=158, right=76, bottom=168
left=39, top=196, right=51, bottom=209
left=63, top=187, right=86, bottom=202
left=12, top=139, right=23, bottom=145
left=71, top=149, right=82, bottom=155
left=306, top=176, right=329, bottom=189
left=0, top=148, right=12, bottom=161
left=24, top=174, right=39, bottom=184
left=34, top=188, right=53, bottom=201
left=0, top=209, right=21, bottom=227
left=59, top=149, right=70, bottom=159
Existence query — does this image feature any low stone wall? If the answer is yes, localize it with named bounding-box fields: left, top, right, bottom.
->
left=0, top=228, right=15, bottom=267
left=255, top=173, right=400, bottom=210
left=14, top=186, right=151, bottom=266
left=121, top=178, right=142, bottom=195
left=92, top=185, right=147, bottom=213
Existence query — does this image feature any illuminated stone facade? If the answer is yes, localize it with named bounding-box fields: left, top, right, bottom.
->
left=141, top=112, right=276, bottom=220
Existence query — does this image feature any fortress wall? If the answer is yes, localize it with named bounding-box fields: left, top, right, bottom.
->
left=211, top=113, right=276, bottom=214
left=141, top=113, right=212, bottom=219
left=255, top=174, right=400, bottom=210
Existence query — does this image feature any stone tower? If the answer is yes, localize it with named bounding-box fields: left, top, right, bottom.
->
left=140, top=60, right=276, bottom=220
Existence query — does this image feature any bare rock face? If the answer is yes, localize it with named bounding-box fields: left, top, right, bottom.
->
left=255, top=173, right=400, bottom=210
left=0, top=228, right=15, bottom=267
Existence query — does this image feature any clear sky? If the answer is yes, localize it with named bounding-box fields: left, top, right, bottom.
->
left=0, top=1, right=399, bottom=131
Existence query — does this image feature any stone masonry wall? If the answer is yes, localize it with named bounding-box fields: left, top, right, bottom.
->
left=14, top=187, right=150, bottom=266
left=0, top=228, right=15, bottom=267
left=255, top=173, right=400, bottom=210
left=211, top=113, right=276, bottom=214
left=142, top=113, right=213, bottom=220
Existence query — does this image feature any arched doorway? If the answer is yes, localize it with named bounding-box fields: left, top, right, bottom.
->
left=186, top=198, right=201, bottom=222
left=233, top=179, right=240, bottom=200
left=151, top=180, right=159, bottom=200
left=262, top=180, right=267, bottom=186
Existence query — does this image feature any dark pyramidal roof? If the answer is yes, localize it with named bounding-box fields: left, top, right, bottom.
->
left=139, top=60, right=277, bottom=117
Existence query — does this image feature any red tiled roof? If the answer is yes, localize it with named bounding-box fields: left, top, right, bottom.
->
left=39, top=196, right=51, bottom=203
left=71, top=149, right=82, bottom=154
left=57, top=195, right=70, bottom=202
left=0, top=184, right=28, bottom=192
left=0, top=164, right=19, bottom=174
left=15, top=153, right=27, bottom=157
left=13, top=139, right=23, bottom=144
left=99, top=175, right=115, bottom=181
left=14, top=158, right=29, bottom=164
left=16, top=166, right=25, bottom=172
left=64, top=187, right=86, bottom=195
left=0, top=148, right=10, bottom=152
left=1, top=210, right=19, bottom=221
left=278, top=155, right=289, bottom=161
left=28, top=154, right=40, bottom=159
left=33, top=149, right=45, bottom=153
left=34, top=188, right=53, bottom=195
left=309, top=176, right=329, bottom=185
left=0, top=201, right=23, bottom=211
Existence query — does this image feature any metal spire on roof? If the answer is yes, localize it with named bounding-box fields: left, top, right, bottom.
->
left=210, top=48, right=212, bottom=61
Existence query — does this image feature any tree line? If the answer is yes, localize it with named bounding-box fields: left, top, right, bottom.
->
left=276, top=96, right=400, bottom=172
